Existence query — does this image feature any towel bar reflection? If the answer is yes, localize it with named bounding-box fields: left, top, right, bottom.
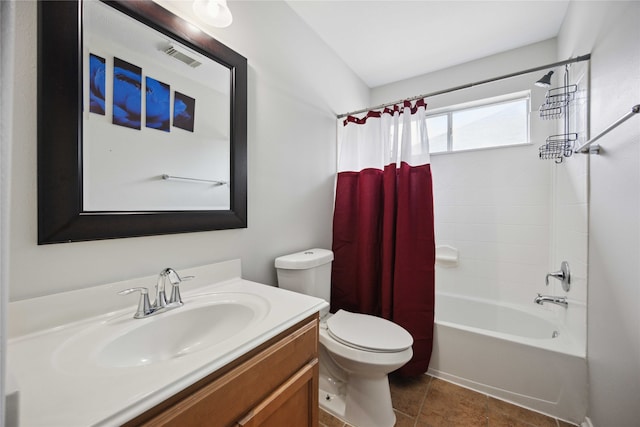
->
left=575, top=104, right=640, bottom=154
left=161, top=174, right=227, bottom=186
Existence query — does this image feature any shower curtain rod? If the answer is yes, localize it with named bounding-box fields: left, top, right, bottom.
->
left=337, top=54, right=591, bottom=119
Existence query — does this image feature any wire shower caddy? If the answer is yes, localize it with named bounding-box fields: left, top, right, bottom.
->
left=539, top=84, right=577, bottom=120
left=539, top=133, right=578, bottom=161
left=538, top=65, right=579, bottom=163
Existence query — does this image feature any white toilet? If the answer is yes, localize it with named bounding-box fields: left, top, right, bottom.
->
left=275, top=248, right=413, bottom=427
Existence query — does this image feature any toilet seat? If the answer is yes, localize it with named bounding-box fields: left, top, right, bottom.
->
left=326, top=310, right=413, bottom=353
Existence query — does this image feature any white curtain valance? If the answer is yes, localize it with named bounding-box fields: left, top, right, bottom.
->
left=338, top=99, right=430, bottom=173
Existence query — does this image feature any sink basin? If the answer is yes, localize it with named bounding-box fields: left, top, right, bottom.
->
left=98, top=302, right=257, bottom=367
left=53, top=292, right=270, bottom=373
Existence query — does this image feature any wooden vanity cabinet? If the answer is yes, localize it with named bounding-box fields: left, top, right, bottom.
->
left=123, top=314, right=319, bottom=427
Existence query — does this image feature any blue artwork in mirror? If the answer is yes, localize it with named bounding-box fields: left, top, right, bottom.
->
left=113, top=57, right=142, bottom=129
left=173, top=91, right=196, bottom=132
left=145, top=76, right=170, bottom=132
left=89, top=53, right=106, bottom=115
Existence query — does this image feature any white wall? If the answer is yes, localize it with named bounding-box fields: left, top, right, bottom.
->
left=0, top=1, right=15, bottom=422
left=558, top=2, right=640, bottom=426
left=7, top=1, right=368, bottom=301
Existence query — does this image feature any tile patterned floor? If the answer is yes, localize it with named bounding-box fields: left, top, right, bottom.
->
left=319, top=374, right=578, bottom=427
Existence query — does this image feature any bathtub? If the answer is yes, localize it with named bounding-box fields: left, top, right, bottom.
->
left=427, top=292, right=587, bottom=423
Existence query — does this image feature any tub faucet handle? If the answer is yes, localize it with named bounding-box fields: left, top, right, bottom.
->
left=545, top=271, right=564, bottom=284
left=545, top=261, right=571, bottom=292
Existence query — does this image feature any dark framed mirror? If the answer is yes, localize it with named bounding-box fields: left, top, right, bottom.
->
left=38, top=0, right=247, bottom=244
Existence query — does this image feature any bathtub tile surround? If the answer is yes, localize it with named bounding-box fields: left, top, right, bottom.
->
left=320, top=375, right=578, bottom=427
left=430, top=143, right=552, bottom=304
left=547, top=59, right=589, bottom=361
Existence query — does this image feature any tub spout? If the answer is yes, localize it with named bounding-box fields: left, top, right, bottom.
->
left=534, top=293, right=568, bottom=307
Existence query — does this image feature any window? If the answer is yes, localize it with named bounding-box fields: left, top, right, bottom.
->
left=426, top=92, right=530, bottom=153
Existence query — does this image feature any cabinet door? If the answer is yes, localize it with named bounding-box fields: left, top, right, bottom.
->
left=236, top=359, right=318, bottom=427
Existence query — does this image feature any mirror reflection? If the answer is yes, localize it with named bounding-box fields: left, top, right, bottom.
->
left=82, top=0, right=231, bottom=211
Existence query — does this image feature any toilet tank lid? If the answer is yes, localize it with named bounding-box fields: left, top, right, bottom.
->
left=275, top=248, right=334, bottom=269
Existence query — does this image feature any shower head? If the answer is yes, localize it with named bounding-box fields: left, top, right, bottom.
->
left=535, top=71, right=554, bottom=88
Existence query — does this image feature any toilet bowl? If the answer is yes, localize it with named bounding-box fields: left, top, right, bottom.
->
left=275, top=249, right=414, bottom=427
left=319, top=310, right=413, bottom=427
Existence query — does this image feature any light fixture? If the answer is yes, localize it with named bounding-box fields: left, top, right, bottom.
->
left=192, top=0, right=233, bottom=28
left=535, top=70, right=554, bottom=87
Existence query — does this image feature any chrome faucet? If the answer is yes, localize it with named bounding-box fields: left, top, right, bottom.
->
left=118, top=287, right=153, bottom=319
left=119, top=268, right=194, bottom=319
left=154, top=270, right=169, bottom=310
left=160, top=267, right=190, bottom=307
left=545, top=261, right=571, bottom=292
left=534, top=293, right=568, bottom=308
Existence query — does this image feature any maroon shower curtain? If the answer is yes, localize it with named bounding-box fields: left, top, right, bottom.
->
left=331, top=101, right=435, bottom=377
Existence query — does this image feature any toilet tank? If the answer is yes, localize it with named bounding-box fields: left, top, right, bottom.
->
left=275, top=249, right=334, bottom=304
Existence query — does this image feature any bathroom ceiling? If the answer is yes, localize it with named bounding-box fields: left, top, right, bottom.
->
left=285, top=0, right=571, bottom=88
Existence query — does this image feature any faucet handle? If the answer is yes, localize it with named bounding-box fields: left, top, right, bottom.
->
left=168, top=282, right=184, bottom=306
left=118, top=287, right=153, bottom=319
left=168, top=275, right=195, bottom=306
left=162, top=268, right=191, bottom=285
left=545, top=271, right=564, bottom=285
left=545, top=261, right=571, bottom=292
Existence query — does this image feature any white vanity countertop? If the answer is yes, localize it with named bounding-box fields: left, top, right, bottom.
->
left=8, top=261, right=327, bottom=426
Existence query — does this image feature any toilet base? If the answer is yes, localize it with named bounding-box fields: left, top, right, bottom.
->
left=319, top=387, right=346, bottom=421
left=318, top=375, right=396, bottom=427
left=345, top=374, right=396, bottom=427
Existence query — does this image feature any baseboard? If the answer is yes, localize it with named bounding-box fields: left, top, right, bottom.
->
left=581, top=416, right=594, bottom=427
